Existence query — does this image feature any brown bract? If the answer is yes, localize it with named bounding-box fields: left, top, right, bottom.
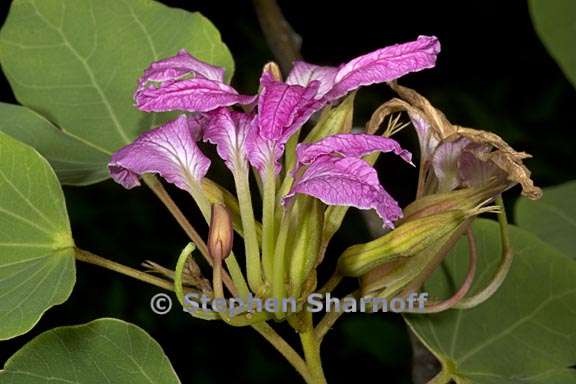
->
left=367, top=82, right=542, bottom=200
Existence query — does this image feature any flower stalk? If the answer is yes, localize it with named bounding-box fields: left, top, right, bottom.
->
left=262, top=161, right=278, bottom=286
left=233, top=164, right=265, bottom=294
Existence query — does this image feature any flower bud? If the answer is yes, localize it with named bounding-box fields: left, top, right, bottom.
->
left=338, top=209, right=470, bottom=277
left=401, top=184, right=503, bottom=222
left=208, top=203, right=234, bottom=262
left=262, top=61, right=283, bottom=81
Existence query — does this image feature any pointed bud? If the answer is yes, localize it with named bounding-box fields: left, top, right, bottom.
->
left=401, top=184, right=503, bottom=222
left=262, top=61, right=283, bottom=81
left=208, top=203, right=234, bottom=262
left=338, top=209, right=469, bottom=277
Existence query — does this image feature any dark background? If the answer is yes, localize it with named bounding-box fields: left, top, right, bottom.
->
left=1, top=1, right=574, bottom=383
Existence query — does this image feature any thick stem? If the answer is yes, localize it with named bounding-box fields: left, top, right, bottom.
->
left=252, top=323, right=314, bottom=383
left=252, top=0, right=301, bottom=74
left=75, top=248, right=175, bottom=291
left=262, top=163, right=277, bottom=285
left=233, top=165, right=264, bottom=293
left=300, top=313, right=327, bottom=384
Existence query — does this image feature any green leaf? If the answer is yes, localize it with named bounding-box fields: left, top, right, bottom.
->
left=0, top=318, right=181, bottom=383
left=0, top=132, right=75, bottom=340
left=0, top=0, right=234, bottom=185
left=0, top=102, right=110, bottom=185
left=515, top=181, right=576, bottom=258
left=529, top=0, right=576, bottom=88
left=405, top=219, right=576, bottom=383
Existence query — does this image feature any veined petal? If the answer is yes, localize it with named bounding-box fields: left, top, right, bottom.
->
left=286, top=61, right=338, bottom=99
left=286, top=156, right=402, bottom=228
left=135, top=78, right=256, bottom=112
left=245, top=120, right=282, bottom=174
left=408, top=111, right=439, bottom=162
left=458, top=143, right=506, bottom=188
left=258, top=71, right=323, bottom=143
left=328, top=35, right=440, bottom=100
left=109, top=115, right=210, bottom=191
left=203, top=108, right=252, bottom=171
left=138, top=49, right=225, bottom=88
left=431, top=138, right=470, bottom=192
left=296, top=133, right=413, bottom=166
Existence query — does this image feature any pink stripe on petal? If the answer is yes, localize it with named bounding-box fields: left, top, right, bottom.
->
left=286, top=156, right=403, bottom=228
left=296, top=133, right=413, bottom=166
left=135, top=78, right=256, bottom=113
left=257, top=72, right=323, bottom=143
left=109, top=115, right=210, bottom=191
left=203, top=108, right=253, bottom=171
left=286, top=61, right=338, bottom=99
left=328, top=35, right=440, bottom=100
left=245, top=121, right=282, bottom=174
left=138, top=49, right=225, bottom=88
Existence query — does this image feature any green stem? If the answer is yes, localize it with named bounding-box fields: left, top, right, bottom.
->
left=300, top=313, right=327, bottom=384
left=174, top=243, right=196, bottom=305
left=316, top=271, right=343, bottom=295
left=454, top=195, right=512, bottom=309
left=234, top=165, right=264, bottom=294
left=143, top=175, right=209, bottom=258
left=420, top=227, right=478, bottom=313
left=75, top=248, right=175, bottom=292
left=262, top=163, right=277, bottom=285
left=315, top=290, right=359, bottom=342
left=252, top=323, right=314, bottom=383
left=191, top=180, right=251, bottom=299
left=427, top=367, right=453, bottom=384
left=272, top=210, right=291, bottom=312
left=143, top=175, right=240, bottom=296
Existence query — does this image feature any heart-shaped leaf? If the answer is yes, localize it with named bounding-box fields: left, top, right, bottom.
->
left=515, top=180, right=576, bottom=258
left=0, top=132, right=75, bottom=340
left=0, top=0, right=234, bottom=185
left=529, top=0, right=576, bottom=88
left=0, top=318, right=181, bottom=383
left=0, top=102, right=110, bottom=185
left=405, top=219, right=576, bottom=383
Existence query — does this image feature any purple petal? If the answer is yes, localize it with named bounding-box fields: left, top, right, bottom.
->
left=408, top=111, right=439, bottom=162
left=203, top=108, right=252, bottom=171
left=137, top=49, right=225, bottom=88
left=327, top=36, right=440, bottom=100
left=286, top=61, right=338, bottom=99
left=135, top=78, right=256, bottom=113
left=458, top=144, right=504, bottom=188
left=257, top=71, right=323, bottom=143
left=285, top=156, right=402, bottom=228
left=245, top=124, right=281, bottom=174
left=296, top=133, right=413, bottom=166
left=431, top=138, right=470, bottom=192
left=109, top=115, right=210, bottom=191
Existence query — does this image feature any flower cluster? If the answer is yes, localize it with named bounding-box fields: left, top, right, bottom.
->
left=108, top=35, right=539, bottom=314
left=109, top=35, right=440, bottom=229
